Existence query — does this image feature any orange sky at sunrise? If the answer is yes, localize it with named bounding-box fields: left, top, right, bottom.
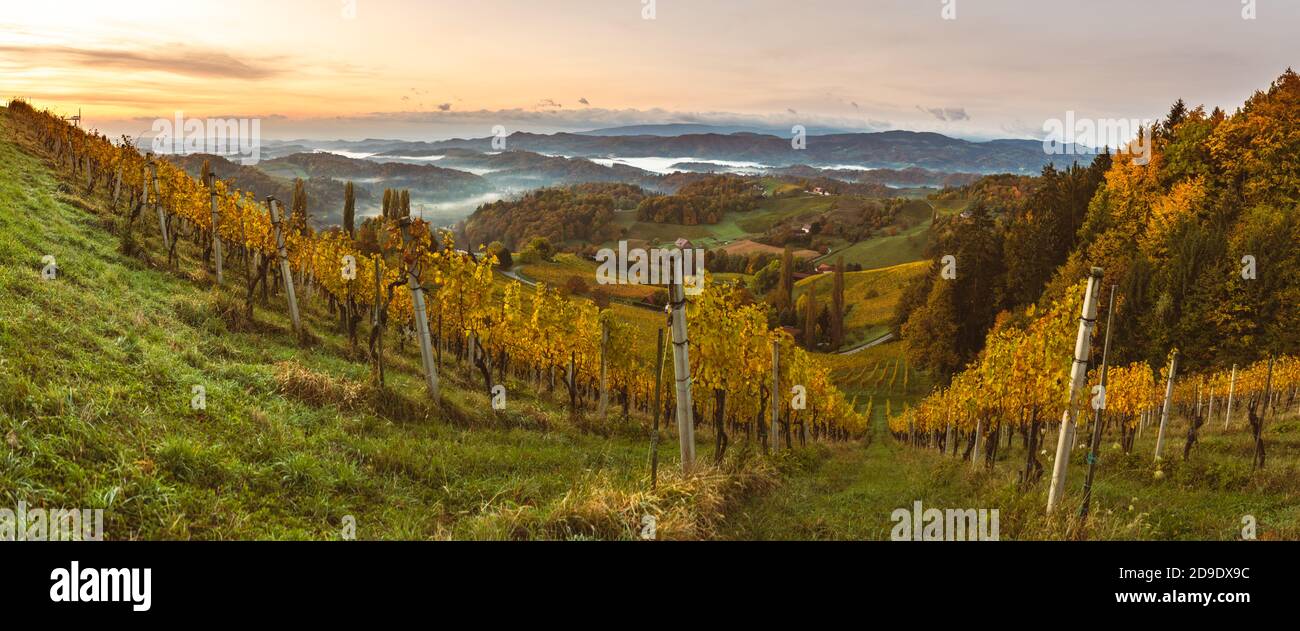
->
left=3, top=0, right=1298, bottom=140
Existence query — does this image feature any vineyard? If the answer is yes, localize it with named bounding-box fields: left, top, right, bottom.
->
left=6, top=76, right=1300, bottom=540
left=892, top=283, right=1299, bottom=471
left=876, top=265, right=1300, bottom=537
left=2, top=100, right=872, bottom=538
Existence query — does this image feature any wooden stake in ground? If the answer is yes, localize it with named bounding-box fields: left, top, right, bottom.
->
left=267, top=197, right=301, bottom=337
left=668, top=270, right=695, bottom=472
left=207, top=172, right=223, bottom=285
left=146, top=158, right=169, bottom=252
left=371, top=258, right=385, bottom=385
left=112, top=167, right=122, bottom=207
left=1079, top=285, right=1117, bottom=522
left=398, top=218, right=440, bottom=401
left=770, top=339, right=781, bottom=453
left=149, top=160, right=170, bottom=252
left=1153, top=351, right=1180, bottom=461
left=1223, top=364, right=1238, bottom=429
left=650, top=329, right=665, bottom=490
left=598, top=318, right=609, bottom=419
left=1047, top=267, right=1104, bottom=514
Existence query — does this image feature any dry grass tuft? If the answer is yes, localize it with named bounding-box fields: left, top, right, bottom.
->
left=273, top=360, right=370, bottom=410
left=460, top=450, right=783, bottom=541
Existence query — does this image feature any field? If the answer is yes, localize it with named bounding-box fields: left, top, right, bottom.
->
left=727, top=405, right=1300, bottom=540
left=608, top=193, right=836, bottom=250
left=814, top=199, right=936, bottom=270
left=0, top=106, right=769, bottom=541
left=795, top=260, right=927, bottom=347
left=717, top=239, right=819, bottom=259
left=814, top=342, right=931, bottom=425
left=517, top=252, right=659, bottom=301
left=9, top=99, right=1295, bottom=544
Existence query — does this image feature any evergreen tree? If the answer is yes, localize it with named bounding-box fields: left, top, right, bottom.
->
left=802, top=286, right=818, bottom=349
left=779, top=245, right=794, bottom=309
left=343, top=181, right=356, bottom=238
left=290, top=178, right=308, bottom=234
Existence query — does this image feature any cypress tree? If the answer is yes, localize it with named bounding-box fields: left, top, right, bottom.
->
left=291, top=178, right=308, bottom=234
left=803, top=287, right=817, bottom=349
left=343, top=181, right=356, bottom=238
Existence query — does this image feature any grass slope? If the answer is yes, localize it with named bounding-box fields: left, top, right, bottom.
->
left=0, top=107, right=775, bottom=540
left=795, top=260, right=927, bottom=347
left=726, top=405, right=1300, bottom=540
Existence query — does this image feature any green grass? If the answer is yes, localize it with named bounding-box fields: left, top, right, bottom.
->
left=0, top=107, right=753, bottom=540
left=725, top=405, right=1300, bottom=540
left=795, top=261, right=927, bottom=349
left=518, top=253, right=658, bottom=301
left=10, top=105, right=1292, bottom=543
left=608, top=193, right=835, bottom=250
left=817, top=199, right=934, bottom=270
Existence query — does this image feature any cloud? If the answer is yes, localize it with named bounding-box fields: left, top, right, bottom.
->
left=786, top=108, right=798, bottom=115
left=437, top=103, right=452, bottom=111
left=536, top=98, right=563, bottom=109
left=0, top=43, right=282, bottom=80
left=850, top=101, right=860, bottom=110
left=916, top=105, right=970, bottom=122
left=578, top=97, right=590, bottom=106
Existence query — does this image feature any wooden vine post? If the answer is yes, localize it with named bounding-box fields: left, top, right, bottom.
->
left=112, top=166, right=122, bottom=207
left=207, top=172, right=223, bottom=284
left=1223, top=363, right=1238, bottom=429
left=770, top=339, right=780, bottom=453
left=148, top=158, right=169, bottom=251
left=650, top=329, right=665, bottom=490
left=598, top=318, right=609, bottom=419
left=1153, top=350, right=1180, bottom=461
left=372, top=258, right=385, bottom=386
left=266, top=197, right=302, bottom=337
left=668, top=268, right=695, bottom=472
left=1047, top=267, right=1103, bottom=514
left=398, top=218, right=440, bottom=401
left=1079, top=285, right=1117, bottom=521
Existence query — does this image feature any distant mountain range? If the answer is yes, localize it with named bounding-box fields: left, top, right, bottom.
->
left=154, top=128, right=1091, bottom=229
left=574, top=123, right=866, bottom=137
left=261, top=129, right=1093, bottom=173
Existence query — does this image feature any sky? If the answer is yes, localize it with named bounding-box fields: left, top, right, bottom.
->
left=2, top=0, right=1298, bottom=141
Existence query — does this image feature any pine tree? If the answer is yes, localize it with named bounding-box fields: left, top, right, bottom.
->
left=803, top=286, right=818, bottom=349
left=290, top=178, right=308, bottom=234
left=343, top=181, right=356, bottom=239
